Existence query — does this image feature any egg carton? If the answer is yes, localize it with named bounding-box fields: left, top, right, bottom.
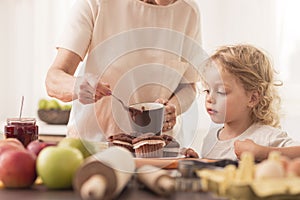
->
left=198, top=169, right=300, bottom=200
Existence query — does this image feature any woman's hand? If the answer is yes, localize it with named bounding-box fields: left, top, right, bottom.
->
left=75, top=73, right=111, bottom=104
left=155, top=98, right=176, bottom=132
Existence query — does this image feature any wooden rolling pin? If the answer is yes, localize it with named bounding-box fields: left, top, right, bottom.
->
left=73, top=146, right=135, bottom=200
left=137, top=165, right=175, bottom=196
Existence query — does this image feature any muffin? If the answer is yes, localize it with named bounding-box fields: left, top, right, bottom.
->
left=107, top=133, right=135, bottom=153
left=132, top=133, right=166, bottom=158
left=161, top=134, right=180, bottom=157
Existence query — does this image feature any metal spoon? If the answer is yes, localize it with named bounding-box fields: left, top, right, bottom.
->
left=111, top=94, right=130, bottom=111
left=19, top=96, right=24, bottom=120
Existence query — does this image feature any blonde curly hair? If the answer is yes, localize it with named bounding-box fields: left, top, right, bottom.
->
left=205, top=44, right=282, bottom=128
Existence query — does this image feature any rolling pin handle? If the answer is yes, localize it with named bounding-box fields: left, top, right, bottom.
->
left=80, top=174, right=107, bottom=200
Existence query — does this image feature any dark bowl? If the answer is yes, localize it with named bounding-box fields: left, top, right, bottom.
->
left=38, top=109, right=70, bottom=125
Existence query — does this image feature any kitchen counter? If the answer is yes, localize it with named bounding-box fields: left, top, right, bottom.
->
left=33, top=120, right=67, bottom=142
left=36, top=120, right=67, bottom=136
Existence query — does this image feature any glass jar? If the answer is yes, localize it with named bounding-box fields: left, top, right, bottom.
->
left=4, top=118, right=38, bottom=147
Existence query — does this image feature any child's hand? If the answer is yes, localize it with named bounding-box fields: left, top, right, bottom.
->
left=180, top=148, right=199, bottom=158
left=234, top=139, right=266, bottom=161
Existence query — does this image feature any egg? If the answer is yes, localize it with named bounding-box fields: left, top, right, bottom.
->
left=279, top=156, right=291, bottom=172
left=255, top=160, right=285, bottom=179
left=287, top=158, right=300, bottom=177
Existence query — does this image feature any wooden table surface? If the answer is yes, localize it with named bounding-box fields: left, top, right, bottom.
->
left=0, top=134, right=227, bottom=200
left=0, top=178, right=226, bottom=200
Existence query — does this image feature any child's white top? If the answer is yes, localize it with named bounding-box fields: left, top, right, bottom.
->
left=201, top=123, right=300, bottom=160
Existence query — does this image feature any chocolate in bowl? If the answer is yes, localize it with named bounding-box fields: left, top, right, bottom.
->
left=128, top=102, right=164, bottom=136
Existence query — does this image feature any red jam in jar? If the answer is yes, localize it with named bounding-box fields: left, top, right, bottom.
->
left=4, top=118, right=38, bottom=147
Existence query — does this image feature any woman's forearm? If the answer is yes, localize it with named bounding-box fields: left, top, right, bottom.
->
left=168, top=83, right=197, bottom=115
left=45, top=48, right=81, bottom=102
left=46, top=68, right=77, bottom=102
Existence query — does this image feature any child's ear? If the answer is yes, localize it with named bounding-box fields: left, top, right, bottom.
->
left=248, top=91, right=260, bottom=107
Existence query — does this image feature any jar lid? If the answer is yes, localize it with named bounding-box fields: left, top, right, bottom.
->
left=7, top=118, right=36, bottom=125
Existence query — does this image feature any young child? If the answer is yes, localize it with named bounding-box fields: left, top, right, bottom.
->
left=187, top=44, right=300, bottom=161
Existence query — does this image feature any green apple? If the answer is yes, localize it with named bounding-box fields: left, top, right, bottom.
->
left=36, top=146, right=83, bottom=189
left=61, top=104, right=72, bottom=111
left=58, top=138, right=98, bottom=158
left=38, top=99, right=48, bottom=110
left=46, top=99, right=61, bottom=110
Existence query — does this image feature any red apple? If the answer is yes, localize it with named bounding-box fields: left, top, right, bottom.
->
left=0, top=143, right=24, bottom=156
left=26, top=140, right=57, bottom=156
left=0, top=138, right=24, bottom=148
left=0, top=149, right=37, bottom=188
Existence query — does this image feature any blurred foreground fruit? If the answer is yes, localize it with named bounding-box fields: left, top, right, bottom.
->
left=36, top=146, right=84, bottom=189
left=0, top=138, right=24, bottom=148
left=58, top=137, right=98, bottom=158
left=0, top=149, right=37, bottom=188
left=0, top=143, right=24, bottom=157
left=0, top=138, right=25, bottom=156
left=27, top=140, right=57, bottom=156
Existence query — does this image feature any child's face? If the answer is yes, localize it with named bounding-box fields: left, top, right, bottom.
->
left=202, top=62, right=253, bottom=125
